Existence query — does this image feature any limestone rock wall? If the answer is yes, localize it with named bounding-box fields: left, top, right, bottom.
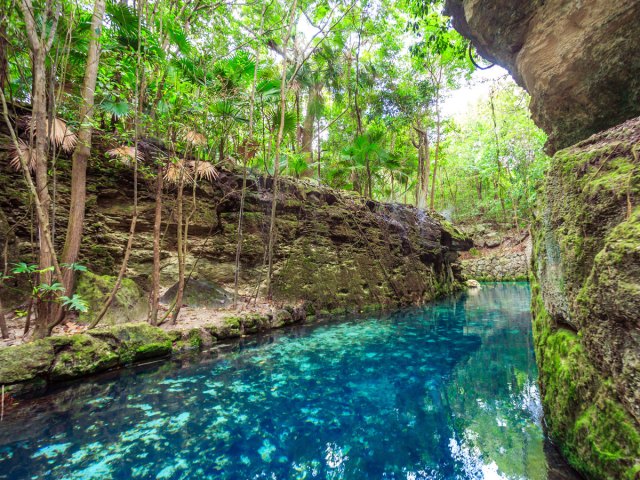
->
left=444, top=0, right=640, bottom=152
left=461, top=251, right=528, bottom=282
left=531, top=118, right=640, bottom=479
left=0, top=152, right=471, bottom=317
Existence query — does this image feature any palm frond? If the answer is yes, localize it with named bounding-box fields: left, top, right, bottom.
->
left=185, top=130, right=207, bottom=146
left=188, top=160, right=218, bottom=181
left=8, top=139, right=36, bottom=172
left=26, top=116, right=77, bottom=152
left=164, top=158, right=193, bottom=185
left=106, top=146, right=143, bottom=166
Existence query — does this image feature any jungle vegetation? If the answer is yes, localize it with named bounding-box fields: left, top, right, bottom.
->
left=0, top=0, right=547, bottom=338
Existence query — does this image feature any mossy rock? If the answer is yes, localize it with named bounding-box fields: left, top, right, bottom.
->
left=0, top=340, right=55, bottom=385
left=242, top=313, right=271, bottom=334
left=89, top=323, right=172, bottom=364
left=531, top=122, right=640, bottom=478
left=271, top=309, right=293, bottom=328
left=49, top=335, right=119, bottom=381
left=211, top=316, right=242, bottom=339
left=532, top=284, right=640, bottom=479
left=75, top=271, right=148, bottom=325
left=160, top=279, right=232, bottom=309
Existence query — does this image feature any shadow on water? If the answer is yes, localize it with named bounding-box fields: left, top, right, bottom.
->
left=0, top=282, right=581, bottom=479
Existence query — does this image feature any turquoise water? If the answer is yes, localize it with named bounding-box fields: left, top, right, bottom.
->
left=0, top=283, right=578, bottom=479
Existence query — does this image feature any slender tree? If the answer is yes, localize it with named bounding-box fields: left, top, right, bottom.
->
left=60, top=0, right=107, bottom=293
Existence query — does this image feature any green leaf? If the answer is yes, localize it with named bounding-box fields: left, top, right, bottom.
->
left=60, top=294, right=90, bottom=313
left=11, top=262, right=38, bottom=275
left=36, top=282, right=65, bottom=295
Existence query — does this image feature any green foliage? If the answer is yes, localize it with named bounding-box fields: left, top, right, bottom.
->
left=60, top=294, right=90, bottom=313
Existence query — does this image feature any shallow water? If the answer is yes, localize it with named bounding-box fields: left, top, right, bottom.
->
left=0, top=283, right=579, bottom=479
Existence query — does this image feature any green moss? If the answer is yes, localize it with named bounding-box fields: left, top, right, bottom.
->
left=75, top=271, right=146, bottom=325
left=242, top=313, right=270, bottom=334
left=531, top=270, right=640, bottom=479
left=531, top=139, right=640, bottom=479
left=50, top=335, right=119, bottom=381
left=187, top=329, right=203, bottom=349
left=89, top=323, right=172, bottom=364
left=0, top=340, right=55, bottom=385
left=440, top=219, right=468, bottom=241
left=214, top=316, right=242, bottom=339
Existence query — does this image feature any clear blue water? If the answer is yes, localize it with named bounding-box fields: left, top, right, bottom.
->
left=0, top=283, right=578, bottom=479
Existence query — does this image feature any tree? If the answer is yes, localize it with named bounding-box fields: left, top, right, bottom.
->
left=60, top=0, right=107, bottom=298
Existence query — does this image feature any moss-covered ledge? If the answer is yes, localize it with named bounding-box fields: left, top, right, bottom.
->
left=0, top=324, right=172, bottom=397
left=0, top=308, right=309, bottom=397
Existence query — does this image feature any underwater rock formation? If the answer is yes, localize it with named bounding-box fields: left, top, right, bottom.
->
left=445, top=0, right=640, bottom=152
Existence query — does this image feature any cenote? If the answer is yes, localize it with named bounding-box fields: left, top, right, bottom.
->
left=0, top=283, right=579, bottom=479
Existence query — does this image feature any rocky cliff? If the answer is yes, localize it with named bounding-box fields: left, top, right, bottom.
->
left=531, top=119, right=640, bottom=478
left=445, top=0, right=640, bottom=153
left=444, top=2, right=640, bottom=477
left=0, top=151, right=470, bottom=319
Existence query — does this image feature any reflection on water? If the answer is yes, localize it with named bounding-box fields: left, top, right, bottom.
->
left=0, top=283, right=579, bottom=479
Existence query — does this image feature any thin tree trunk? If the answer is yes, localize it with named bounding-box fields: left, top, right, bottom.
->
left=88, top=213, right=138, bottom=329
left=60, top=0, right=106, bottom=293
left=301, top=84, right=320, bottom=174
left=234, top=2, right=267, bottom=306
left=2, top=0, right=62, bottom=337
left=266, top=0, right=298, bottom=299
left=0, top=300, right=7, bottom=339
left=489, top=88, right=507, bottom=219
left=316, top=116, right=321, bottom=179
left=0, top=8, right=8, bottom=91
left=149, top=164, right=163, bottom=325
left=170, top=174, right=185, bottom=324
left=429, top=93, right=440, bottom=211
left=31, top=50, right=54, bottom=337
left=89, top=0, right=142, bottom=329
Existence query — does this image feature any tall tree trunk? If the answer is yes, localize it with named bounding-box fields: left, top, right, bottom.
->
left=489, top=88, right=507, bottom=219
left=32, top=50, right=53, bottom=338
left=1, top=89, right=64, bottom=339
left=301, top=84, right=320, bottom=174
left=89, top=0, right=142, bottom=329
left=18, top=0, right=60, bottom=337
left=266, top=0, right=298, bottom=299
left=0, top=8, right=8, bottom=91
left=316, top=116, right=321, bottom=178
left=60, top=0, right=106, bottom=293
left=413, top=120, right=430, bottom=209
left=234, top=2, right=267, bottom=306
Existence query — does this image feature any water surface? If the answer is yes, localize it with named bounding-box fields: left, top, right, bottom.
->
left=0, top=283, right=579, bottom=479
